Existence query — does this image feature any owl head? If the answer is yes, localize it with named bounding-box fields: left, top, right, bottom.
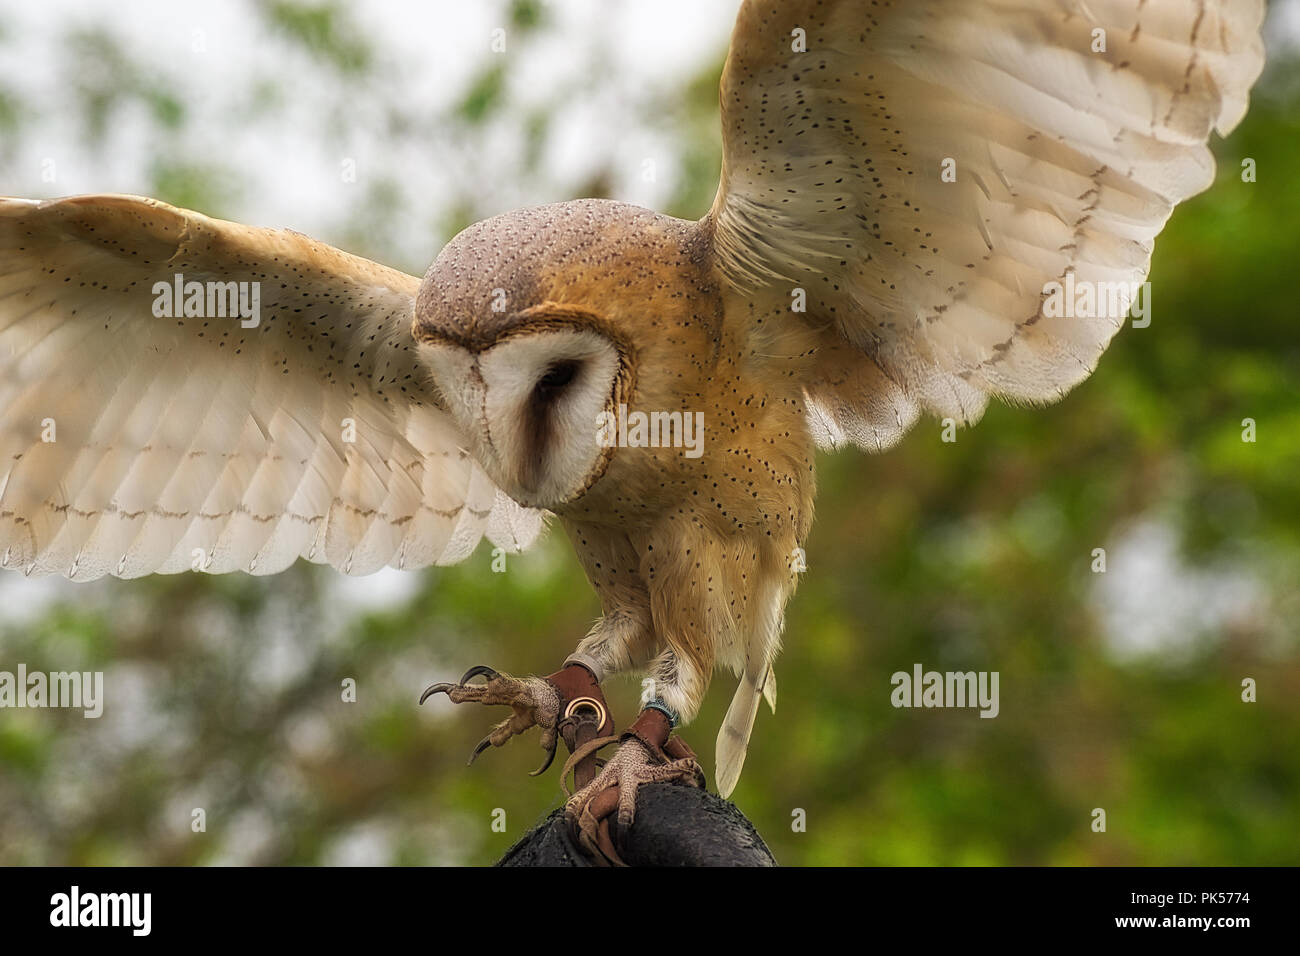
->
left=413, top=199, right=718, bottom=510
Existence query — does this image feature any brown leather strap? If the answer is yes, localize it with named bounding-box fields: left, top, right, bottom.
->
left=580, top=788, right=624, bottom=867
left=622, top=706, right=672, bottom=756
left=559, top=734, right=620, bottom=796
left=663, top=735, right=697, bottom=762
left=544, top=662, right=614, bottom=737
left=547, top=663, right=623, bottom=865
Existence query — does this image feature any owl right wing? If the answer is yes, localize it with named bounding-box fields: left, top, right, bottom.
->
left=0, top=194, right=542, bottom=581
left=710, top=0, right=1267, bottom=451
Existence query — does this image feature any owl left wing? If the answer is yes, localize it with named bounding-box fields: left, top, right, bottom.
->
left=0, top=194, right=541, bottom=580
left=710, top=0, right=1266, bottom=451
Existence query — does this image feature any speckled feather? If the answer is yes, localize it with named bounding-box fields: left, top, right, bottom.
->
left=0, top=195, right=540, bottom=579
left=712, top=0, right=1266, bottom=451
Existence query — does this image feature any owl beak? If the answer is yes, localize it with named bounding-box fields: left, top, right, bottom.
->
left=421, top=341, right=491, bottom=443
left=419, top=341, right=519, bottom=489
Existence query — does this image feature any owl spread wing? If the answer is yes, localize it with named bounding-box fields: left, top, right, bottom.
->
left=711, top=0, right=1266, bottom=451
left=0, top=195, right=541, bottom=580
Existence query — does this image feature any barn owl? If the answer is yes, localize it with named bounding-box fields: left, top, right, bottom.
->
left=0, top=0, right=1266, bottom=857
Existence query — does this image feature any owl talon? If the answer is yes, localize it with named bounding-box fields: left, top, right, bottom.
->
left=563, top=707, right=704, bottom=865
left=563, top=733, right=705, bottom=865
left=419, top=667, right=562, bottom=771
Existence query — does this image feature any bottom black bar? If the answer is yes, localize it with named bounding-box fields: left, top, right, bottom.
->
left=0, top=865, right=1288, bottom=940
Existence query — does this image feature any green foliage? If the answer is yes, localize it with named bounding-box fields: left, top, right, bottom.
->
left=261, top=0, right=373, bottom=75
left=148, top=160, right=242, bottom=215
left=508, top=0, right=548, bottom=32
left=457, top=63, right=508, bottom=125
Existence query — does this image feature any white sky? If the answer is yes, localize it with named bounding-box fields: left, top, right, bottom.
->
left=0, top=0, right=741, bottom=263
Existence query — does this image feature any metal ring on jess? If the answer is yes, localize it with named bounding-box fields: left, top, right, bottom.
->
left=563, top=695, right=608, bottom=728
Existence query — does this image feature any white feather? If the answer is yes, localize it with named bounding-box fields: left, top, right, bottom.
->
left=712, top=0, right=1267, bottom=450
left=0, top=194, right=542, bottom=579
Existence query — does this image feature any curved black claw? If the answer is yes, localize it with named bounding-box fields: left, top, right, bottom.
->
left=419, top=682, right=454, bottom=705
left=529, top=739, right=558, bottom=777
left=459, top=665, right=499, bottom=684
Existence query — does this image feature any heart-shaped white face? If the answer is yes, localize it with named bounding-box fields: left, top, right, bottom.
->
left=420, top=327, right=622, bottom=509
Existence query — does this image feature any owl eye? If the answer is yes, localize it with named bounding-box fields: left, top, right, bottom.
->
left=534, top=360, right=579, bottom=398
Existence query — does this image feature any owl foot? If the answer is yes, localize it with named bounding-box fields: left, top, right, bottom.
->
left=420, top=663, right=611, bottom=776
left=563, top=708, right=705, bottom=865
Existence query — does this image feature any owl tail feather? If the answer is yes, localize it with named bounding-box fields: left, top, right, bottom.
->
left=762, top=668, right=777, bottom=715
left=715, top=663, right=774, bottom=798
